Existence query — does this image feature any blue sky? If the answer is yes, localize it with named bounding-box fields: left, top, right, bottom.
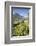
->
left=12, top=7, right=30, bottom=16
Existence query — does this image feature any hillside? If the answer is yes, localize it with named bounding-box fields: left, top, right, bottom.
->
left=12, top=12, right=29, bottom=24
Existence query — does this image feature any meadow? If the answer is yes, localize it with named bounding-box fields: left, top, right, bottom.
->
left=11, top=19, right=29, bottom=36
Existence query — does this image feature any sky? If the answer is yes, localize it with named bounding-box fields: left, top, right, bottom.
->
left=11, top=7, right=30, bottom=17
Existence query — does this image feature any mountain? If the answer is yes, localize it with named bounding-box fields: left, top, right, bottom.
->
left=12, top=13, right=24, bottom=21
left=12, top=12, right=29, bottom=24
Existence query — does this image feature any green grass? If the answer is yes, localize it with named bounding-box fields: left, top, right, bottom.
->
left=11, top=20, right=29, bottom=37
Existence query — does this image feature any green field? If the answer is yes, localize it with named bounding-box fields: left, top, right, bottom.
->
left=11, top=20, right=29, bottom=37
